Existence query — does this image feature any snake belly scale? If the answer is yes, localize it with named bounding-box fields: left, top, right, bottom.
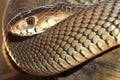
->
left=2, top=0, right=120, bottom=76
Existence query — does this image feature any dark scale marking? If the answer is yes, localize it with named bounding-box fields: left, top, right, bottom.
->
left=26, top=30, right=29, bottom=34
left=96, top=42, right=103, bottom=51
left=79, top=50, right=88, bottom=59
left=34, top=28, right=37, bottom=32
left=105, top=39, right=110, bottom=47
left=45, top=19, right=49, bottom=23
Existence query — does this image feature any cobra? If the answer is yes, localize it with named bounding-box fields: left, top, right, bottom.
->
left=2, top=0, right=120, bottom=79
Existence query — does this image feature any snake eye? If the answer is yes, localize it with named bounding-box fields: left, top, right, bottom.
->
left=26, top=17, right=35, bottom=25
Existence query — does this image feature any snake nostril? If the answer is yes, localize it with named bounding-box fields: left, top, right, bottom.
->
left=26, top=16, right=35, bottom=25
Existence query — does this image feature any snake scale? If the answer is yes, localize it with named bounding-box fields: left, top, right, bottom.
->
left=2, top=0, right=120, bottom=77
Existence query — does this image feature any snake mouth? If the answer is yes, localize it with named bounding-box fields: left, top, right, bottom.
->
left=9, top=26, right=46, bottom=36
left=19, top=28, right=46, bottom=36
left=9, top=23, right=47, bottom=36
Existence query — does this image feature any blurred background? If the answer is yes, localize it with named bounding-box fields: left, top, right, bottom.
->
left=0, top=0, right=12, bottom=76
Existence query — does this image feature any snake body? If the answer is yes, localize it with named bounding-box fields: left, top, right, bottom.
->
left=2, top=0, right=120, bottom=77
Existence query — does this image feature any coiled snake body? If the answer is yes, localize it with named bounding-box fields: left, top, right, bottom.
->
left=2, top=0, right=120, bottom=78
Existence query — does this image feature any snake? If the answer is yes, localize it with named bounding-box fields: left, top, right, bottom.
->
left=2, top=0, right=120, bottom=78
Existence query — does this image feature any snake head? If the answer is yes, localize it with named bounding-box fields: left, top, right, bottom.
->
left=7, top=11, right=47, bottom=36
left=7, top=3, right=77, bottom=37
left=7, top=10, right=70, bottom=37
